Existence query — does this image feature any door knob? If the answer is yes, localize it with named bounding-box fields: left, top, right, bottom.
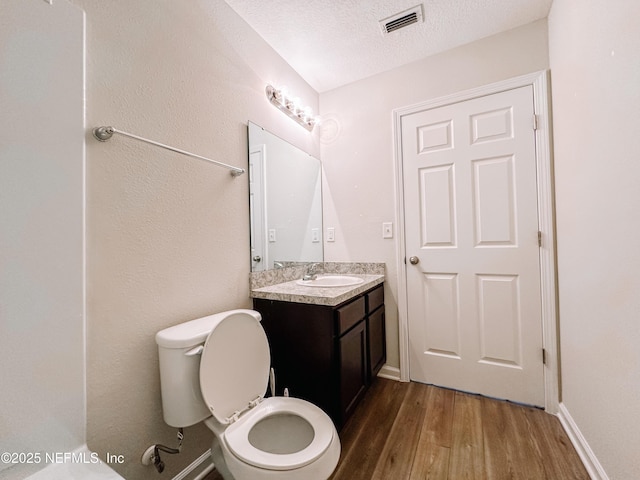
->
left=409, top=256, right=420, bottom=265
left=253, top=255, right=262, bottom=262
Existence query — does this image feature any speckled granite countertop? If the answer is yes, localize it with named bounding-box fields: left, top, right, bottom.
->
left=250, top=262, right=385, bottom=306
left=250, top=273, right=384, bottom=307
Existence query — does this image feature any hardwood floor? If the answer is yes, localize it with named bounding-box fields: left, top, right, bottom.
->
left=205, top=378, right=588, bottom=479
left=331, top=379, right=589, bottom=480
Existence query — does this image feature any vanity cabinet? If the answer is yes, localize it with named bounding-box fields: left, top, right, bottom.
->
left=253, top=283, right=385, bottom=429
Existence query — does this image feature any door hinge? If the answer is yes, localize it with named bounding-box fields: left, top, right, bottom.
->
left=533, top=114, right=539, bottom=130
left=537, top=231, right=542, bottom=247
left=542, top=348, right=547, bottom=365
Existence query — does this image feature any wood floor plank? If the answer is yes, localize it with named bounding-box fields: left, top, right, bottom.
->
left=526, top=406, right=590, bottom=479
left=419, top=385, right=456, bottom=448
left=333, top=377, right=392, bottom=460
left=482, top=397, right=547, bottom=479
left=370, top=381, right=429, bottom=480
left=330, top=378, right=408, bottom=480
left=409, top=443, right=450, bottom=480
left=408, top=385, right=455, bottom=480
left=448, top=392, right=484, bottom=480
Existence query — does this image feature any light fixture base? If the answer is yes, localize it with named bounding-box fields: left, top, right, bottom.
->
left=265, top=85, right=316, bottom=131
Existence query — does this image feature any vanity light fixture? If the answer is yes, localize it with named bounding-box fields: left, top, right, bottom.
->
left=265, top=84, right=318, bottom=131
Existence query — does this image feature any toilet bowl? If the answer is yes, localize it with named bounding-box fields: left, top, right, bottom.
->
left=156, top=309, right=340, bottom=480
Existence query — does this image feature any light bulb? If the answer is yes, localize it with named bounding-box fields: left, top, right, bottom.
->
left=279, top=86, right=289, bottom=104
left=303, top=107, right=313, bottom=120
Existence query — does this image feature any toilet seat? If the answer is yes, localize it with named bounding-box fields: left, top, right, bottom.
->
left=198, top=310, right=337, bottom=474
left=224, top=397, right=335, bottom=471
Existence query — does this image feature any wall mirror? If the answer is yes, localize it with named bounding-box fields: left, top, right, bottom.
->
left=248, top=122, right=323, bottom=271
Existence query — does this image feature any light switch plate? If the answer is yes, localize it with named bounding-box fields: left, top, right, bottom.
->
left=382, top=222, right=393, bottom=239
left=327, top=227, right=335, bottom=242
left=268, top=229, right=276, bottom=242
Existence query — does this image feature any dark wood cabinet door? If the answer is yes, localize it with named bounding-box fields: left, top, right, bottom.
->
left=368, top=306, right=386, bottom=379
left=339, top=320, right=367, bottom=422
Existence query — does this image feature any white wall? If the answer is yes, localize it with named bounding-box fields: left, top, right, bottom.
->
left=0, top=1, right=85, bottom=478
left=64, top=0, right=318, bottom=478
left=548, top=1, right=640, bottom=478
left=319, top=19, right=550, bottom=369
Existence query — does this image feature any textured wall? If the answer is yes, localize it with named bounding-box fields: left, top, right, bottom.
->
left=549, top=1, right=640, bottom=478
left=319, top=19, right=550, bottom=370
left=68, top=1, right=318, bottom=478
left=0, top=1, right=85, bottom=478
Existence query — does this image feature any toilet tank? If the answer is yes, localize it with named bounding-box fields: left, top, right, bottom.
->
left=155, top=309, right=261, bottom=428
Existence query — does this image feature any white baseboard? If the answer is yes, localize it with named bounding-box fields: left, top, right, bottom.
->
left=557, top=403, right=609, bottom=480
left=377, top=364, right=402, bottom=381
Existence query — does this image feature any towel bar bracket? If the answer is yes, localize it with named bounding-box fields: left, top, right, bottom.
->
left=93, top=125, right=115, bottom=141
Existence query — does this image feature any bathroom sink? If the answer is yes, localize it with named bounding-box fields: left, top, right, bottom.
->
left=296, top=275, right=365, bottom=288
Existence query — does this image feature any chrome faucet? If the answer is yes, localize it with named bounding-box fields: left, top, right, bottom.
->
left=302, top=263, right=319, bottom=281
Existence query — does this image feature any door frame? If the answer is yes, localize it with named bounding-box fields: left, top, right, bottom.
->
left=392, top=70, right=559, bottom=413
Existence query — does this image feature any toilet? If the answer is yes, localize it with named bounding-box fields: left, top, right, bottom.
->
left=155, top=309, right=340, bottom=480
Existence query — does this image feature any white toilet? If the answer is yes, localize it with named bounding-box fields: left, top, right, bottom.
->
left=155, top=309, right=341, bottom=480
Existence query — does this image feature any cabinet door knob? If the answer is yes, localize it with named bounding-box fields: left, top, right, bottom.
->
left=409, top=256, right=420, bottom=265
left=253, top=255, right=262, bottom=262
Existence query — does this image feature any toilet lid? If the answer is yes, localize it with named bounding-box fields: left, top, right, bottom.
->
left=199, top=311, right=270, bottom=425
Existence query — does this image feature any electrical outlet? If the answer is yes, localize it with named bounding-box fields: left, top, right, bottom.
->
left=311, top=228, right=320, bottom=243
left=382, top=222, right=393, bottom=239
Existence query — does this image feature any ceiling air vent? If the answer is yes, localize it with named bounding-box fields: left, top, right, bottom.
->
left=379, top=4, right=424, bottom=35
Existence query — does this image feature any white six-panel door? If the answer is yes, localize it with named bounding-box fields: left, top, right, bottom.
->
left=402, top=85, right=544, bottom=406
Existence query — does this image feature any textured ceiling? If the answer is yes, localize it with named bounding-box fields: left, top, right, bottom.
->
left=224, top=0, right=553, bottom=92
